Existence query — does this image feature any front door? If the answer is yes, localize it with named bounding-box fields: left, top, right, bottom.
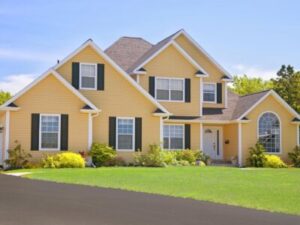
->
left=203, top=126, right=223, bottom=160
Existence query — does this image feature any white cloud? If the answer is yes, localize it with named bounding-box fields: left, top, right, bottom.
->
left=230, top=64, right=277, bottom=80
left=0, top=74, right=36, bottom=94
left=0, top=48, right=58, bottom=63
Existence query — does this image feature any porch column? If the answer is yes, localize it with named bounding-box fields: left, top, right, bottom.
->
left=200, top=123, right=203, bottom=150
left=238, top=122, right=243, bottom=167
left=88, top=113, right=93, bottom=150
left=160, top=117, right=164, bottom=148
left=4, top=110, right=10, bottom=160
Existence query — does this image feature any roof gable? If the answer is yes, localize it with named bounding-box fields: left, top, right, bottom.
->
left=127, top=29, right=231, bottom=79
left=54, top=40, right=170, bottom=115
left=0, top=69, right=99, bottom=111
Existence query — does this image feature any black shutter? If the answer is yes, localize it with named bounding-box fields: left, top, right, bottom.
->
left=97, top=64, right=105, bottom=90
left=149, top=76, right=155, bottom=97
left=217, top=83, right=222, bottom=104
left=184, top=124, right=191, bottom=149
left=72, top=62, right=80, bottom=89
left=31, top=114, right=40, bottom=151
left=109, top=117, right=116, bottom=149
left=185, top=78, right=191, bottom=102
left=135, top=118, right=142, bottom=151
left=60, top=114, right=69, bottom=151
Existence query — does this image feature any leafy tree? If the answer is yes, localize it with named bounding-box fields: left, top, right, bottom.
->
left=230, top=75, right=273, bottom=95
left=0, top=90, right=11, bottom=105
left=271, top=65, right=300, bottom=113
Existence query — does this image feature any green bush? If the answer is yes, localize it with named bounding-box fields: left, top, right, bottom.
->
left=263, top=155, right=287, bottom=168
left=105, top=156, right=127, bottom=167
left=194, top=150, right=210, bottom=165
left=176, top=150, right=196, bottom=164
left=288, top=146, right=300, bottom=167
left=89, top=143, right=116, bottom=167
left=134, top=144, right=166, bottom=167
left=162, top=151, right=178, bottom=165
left=247, top=142, right=266, bottom=167
left=5, top=141, right=32, bottom=169
left=178, top=160, right=190, bottom=166
left=42, top=152, right=85, bottom=168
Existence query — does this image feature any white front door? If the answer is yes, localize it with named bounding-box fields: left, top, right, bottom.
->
left=0, top=131, right=3, bottom=165
left=203, top=126, right=223, bottom=160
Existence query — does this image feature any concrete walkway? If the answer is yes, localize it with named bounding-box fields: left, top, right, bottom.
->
left=0, top=174, right=299, bottom=225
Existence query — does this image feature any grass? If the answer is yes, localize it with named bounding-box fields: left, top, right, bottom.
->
left=6, top=167, right=300, bottom=215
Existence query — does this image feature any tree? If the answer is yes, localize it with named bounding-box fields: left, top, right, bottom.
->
left=0, top=90, right=11, bottom=105
left=230, top=75, right=273, bottom=96
left=272, top=65, right=300, bottom=113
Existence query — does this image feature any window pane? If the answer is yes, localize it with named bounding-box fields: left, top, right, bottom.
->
left=157, top=90, right=169, bottom=100
left=41, top=115, right=59, bottom=149
left=156, top=79, right=169, bottom=89
left=170, top=138, right=183, bottom=149
left=203, top=84, right=216, bottom=102
left=117, top=118, right=134, bottom=150
left=118, top=135, right=133, bottom=149
left=163, top=138, right=169, bottom=149
left=170, top=79, right=183, bottom=91
left=81, top=77, right=96, bottom=88
left=259, top=112, right=280, bottom=153
left=81, top=64, right=96, bottom=89
left=81, top=64, right=96, bottom=77
left=171, top=90, right=183, bottom=100
left=203, top=93, right=215, bottom=102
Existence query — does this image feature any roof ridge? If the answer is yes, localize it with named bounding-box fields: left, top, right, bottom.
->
left=241, top=89, right=271, bottom=97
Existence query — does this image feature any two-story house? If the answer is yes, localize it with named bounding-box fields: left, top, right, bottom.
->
left=0, top=29, right=299, bottom=166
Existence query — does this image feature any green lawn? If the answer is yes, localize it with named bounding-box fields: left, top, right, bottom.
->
left=7, top=167, right=300, bottom=215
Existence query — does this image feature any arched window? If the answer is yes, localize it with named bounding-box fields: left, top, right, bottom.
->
left=258, top=112, right=280, bottom=153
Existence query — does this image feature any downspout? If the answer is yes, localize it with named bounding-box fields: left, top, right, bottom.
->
left=88, top=111, right=99, bottom=150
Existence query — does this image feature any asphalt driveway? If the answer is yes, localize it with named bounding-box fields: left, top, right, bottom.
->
left=0, top=174, right=299, bottom=225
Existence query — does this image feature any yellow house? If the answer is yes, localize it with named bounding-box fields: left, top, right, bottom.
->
left=0, top=29, right=299, bottom=166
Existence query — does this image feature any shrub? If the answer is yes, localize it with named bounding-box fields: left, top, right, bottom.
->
left=161, top=151, right=177, bottom=165
left=105, top=156, right=127, bottom=167
left=288, top=146, right=300, bottom=167
left=42, top=152, right=85, bottom=168
left=178, top=160, right=190, bottom=166
left=263, top=155, right=287, bottom=168
left=5, top=141, right=31, bottom=169
left=176, top=150, right=196, bottom=164
left=194, top=150, right=210, bottom=165
left=134, top=144, right=166, bottom=167
left=89, top=143, right=116, bottom=167
left=247, top=142, right=266, bottom=167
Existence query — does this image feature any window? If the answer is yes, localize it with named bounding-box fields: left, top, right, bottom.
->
left=163, top=125, right=184, bottom=150
left=203, top=83, right=216, bottom=103
left=117, top=118, right=135, bottom=151
left=258, top=112, right=280, bottom=153
left=156, top=78, right=184, bottom=101
left=80, top=63, right=97, bottom=89
left=39, top=115, right=60, bottom=150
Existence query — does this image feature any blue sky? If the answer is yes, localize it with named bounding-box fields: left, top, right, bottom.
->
left=1, top=0, right=300, bottom=93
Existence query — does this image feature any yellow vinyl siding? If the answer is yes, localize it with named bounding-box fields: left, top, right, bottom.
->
left=223, top=123, right=238, bottom=161
left=56, top=45, right=161, bottom=161
left=242, top=95, right=297, bottom=163
left=138, top=44, right=201, bottom=116
left=175, top=34, right=225, bottom=108
left=9, top=74, right=89, bottom=159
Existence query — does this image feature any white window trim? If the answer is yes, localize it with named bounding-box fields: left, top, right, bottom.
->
left=163, top=124, right=185, bottom=150
left=257, top=111, right=282, bottom=154
left=39, top=114, right=61, bottom=151
left=155, top=77, right=185, bottom=102
left=202, top=82, right=217, bottom=104
left=79, top=63, right=97, bottom=90
left=116, top=117, right=135, bottom=152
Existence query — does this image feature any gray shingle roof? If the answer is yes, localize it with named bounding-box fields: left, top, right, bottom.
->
left=105, top=37, right=153, bottom=71
left=201, top=90, right=271, bottom=121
